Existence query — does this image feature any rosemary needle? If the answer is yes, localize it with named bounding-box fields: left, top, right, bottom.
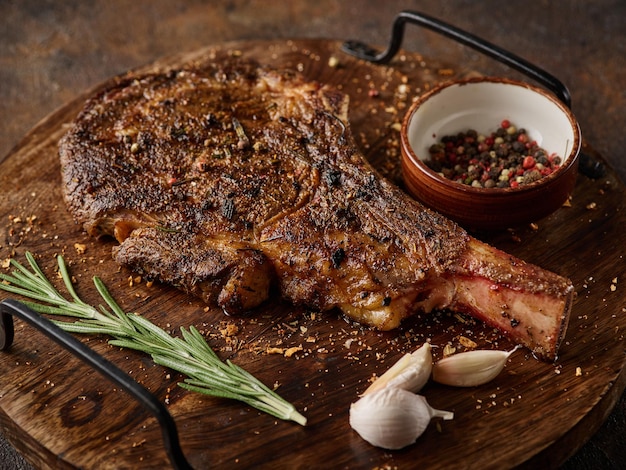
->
left=0, top=252, right=307, bottom=426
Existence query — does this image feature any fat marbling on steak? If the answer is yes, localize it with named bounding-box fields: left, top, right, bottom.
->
left=59, top=58, right=574, bottom=360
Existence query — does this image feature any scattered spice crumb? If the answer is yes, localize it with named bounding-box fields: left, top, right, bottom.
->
left=459, top=336, right=477, bottom=349
left=284, top=346, right=303, bottom=357
left=132, top=439, right=146, bottom=448
left=576, top=367, right=583, bottom=377
left=586, top=202, right=597, bottom=210
left=443, top=344, right=456, bottom=356
left=220, top=322, right=239, bottom=337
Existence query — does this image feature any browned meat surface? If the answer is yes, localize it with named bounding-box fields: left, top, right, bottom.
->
left=59, top=57, right=574, bottom=359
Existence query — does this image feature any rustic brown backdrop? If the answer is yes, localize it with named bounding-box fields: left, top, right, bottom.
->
left=1, top=1, right=624, bottom=468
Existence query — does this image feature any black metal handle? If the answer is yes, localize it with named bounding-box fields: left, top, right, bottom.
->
left=342, top=10, right=605, bottom=179
left=0, top=298, right=194, bottom=470
left=341, top=10, right=572, bottom=108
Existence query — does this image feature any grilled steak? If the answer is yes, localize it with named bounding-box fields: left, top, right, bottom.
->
left=59, top=58, right=574, bottom=359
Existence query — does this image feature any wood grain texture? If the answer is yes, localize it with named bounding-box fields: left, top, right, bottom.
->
left=1, top=39, right=625, bottom=469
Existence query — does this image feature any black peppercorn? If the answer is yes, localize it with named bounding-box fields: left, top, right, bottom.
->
left=425, top=120, right=562, bottom=188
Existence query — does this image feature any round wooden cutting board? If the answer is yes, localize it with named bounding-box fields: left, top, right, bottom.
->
left=0, top=39, right=625, bottom=469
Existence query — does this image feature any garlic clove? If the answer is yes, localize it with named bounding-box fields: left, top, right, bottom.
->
left=362, top=342, right=432, bottom=396
left=432, top=345, right=521, bottom=387
left=349, top=387, right=454, bottom=450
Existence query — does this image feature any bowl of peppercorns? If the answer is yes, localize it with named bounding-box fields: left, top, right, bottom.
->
left=400, top=76, right=581, bottom=231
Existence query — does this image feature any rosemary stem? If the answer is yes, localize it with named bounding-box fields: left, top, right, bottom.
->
left=0, top=252, right=307, bottom=426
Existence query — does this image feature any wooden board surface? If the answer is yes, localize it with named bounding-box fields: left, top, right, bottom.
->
left=0, top=39, right=625, bottom=469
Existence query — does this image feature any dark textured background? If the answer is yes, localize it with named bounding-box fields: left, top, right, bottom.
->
left=1, top=1, right=624, bottom=468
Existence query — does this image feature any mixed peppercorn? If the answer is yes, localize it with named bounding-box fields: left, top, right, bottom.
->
left=426, top=120, right=562, bottom=189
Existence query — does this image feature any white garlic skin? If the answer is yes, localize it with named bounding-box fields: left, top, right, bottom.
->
left=349, top=387, right=453, bottom=450
left=432, top=346, right=520, bottom=387
left=363, top=342, right=432, bottom=396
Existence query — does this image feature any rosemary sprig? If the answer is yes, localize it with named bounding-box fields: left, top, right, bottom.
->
left=0, top=252, right=306, bottom=426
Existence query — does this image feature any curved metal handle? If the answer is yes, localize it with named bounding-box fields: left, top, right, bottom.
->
left=0, top=299, right=194, bottom=470
left=341, top=10, right=572, bottom=108
left=342, top=10, right=606, bottom=179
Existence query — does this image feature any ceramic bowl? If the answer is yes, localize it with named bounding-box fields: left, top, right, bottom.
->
left=400, top=77, right=581, bottom=231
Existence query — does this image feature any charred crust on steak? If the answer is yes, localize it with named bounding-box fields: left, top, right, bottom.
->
left=59, top=55, right=574, bottom=359
left=61, top=56, right=459, bottom=304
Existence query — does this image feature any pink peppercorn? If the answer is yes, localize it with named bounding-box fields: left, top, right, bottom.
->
left=426, top=120, right=562, bottom=188
left=523, top=156, right=536, bottom=169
